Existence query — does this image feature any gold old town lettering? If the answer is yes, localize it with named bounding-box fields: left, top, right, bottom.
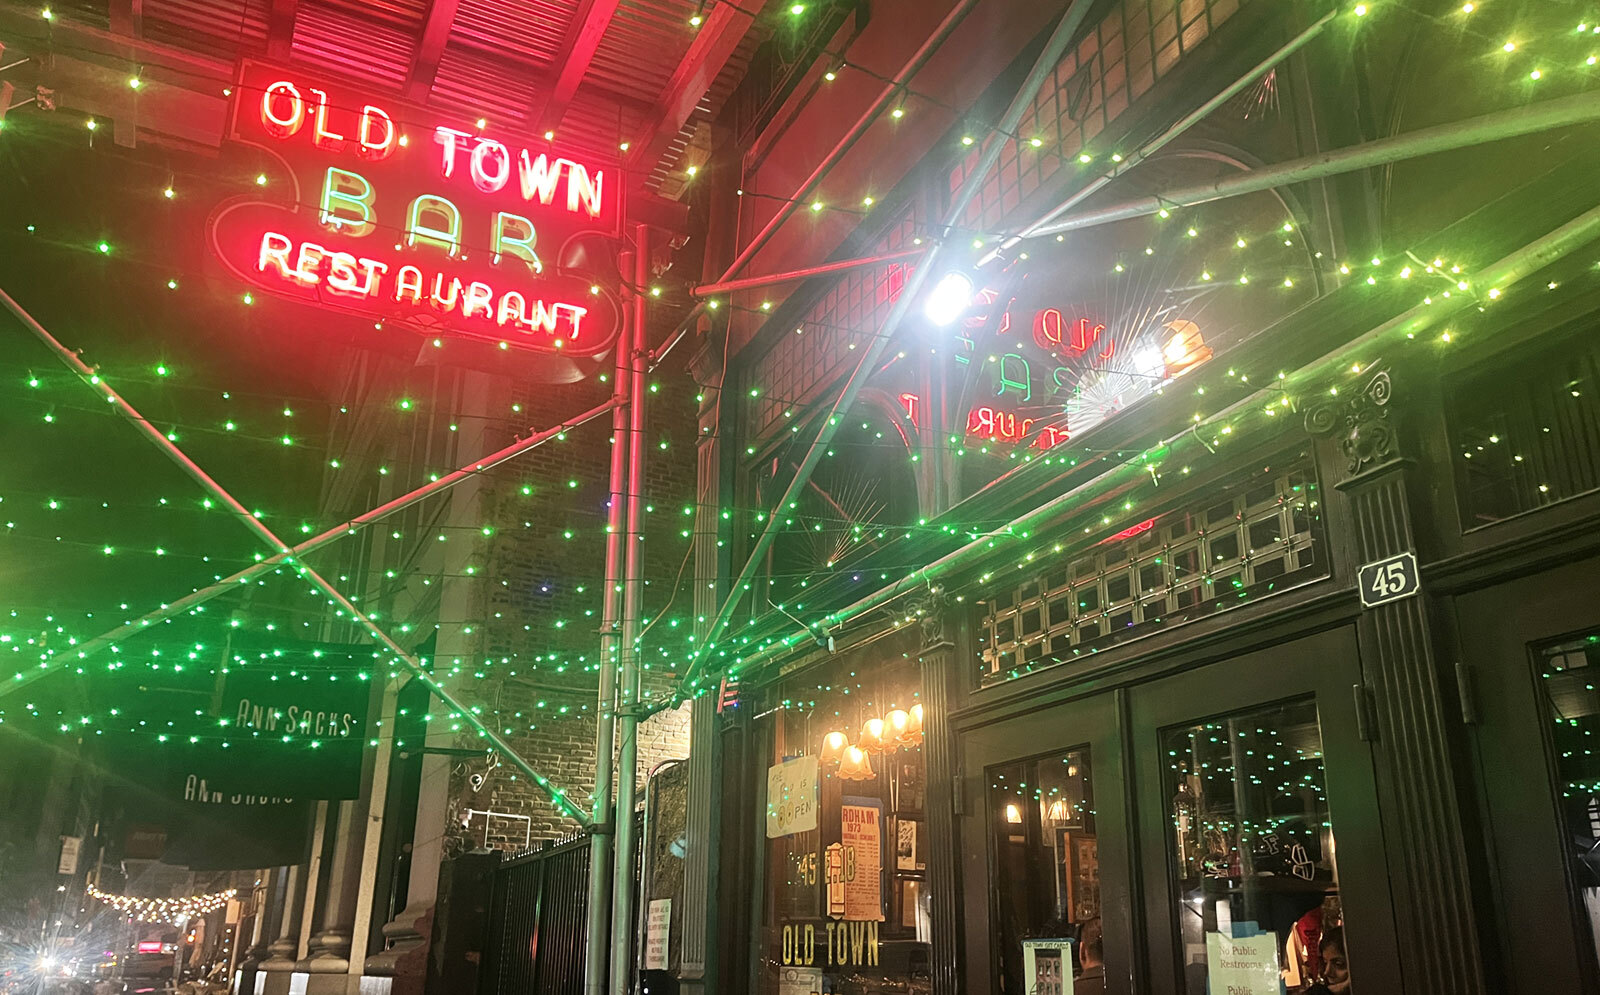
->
left=779, top=921, right=880, bottom=968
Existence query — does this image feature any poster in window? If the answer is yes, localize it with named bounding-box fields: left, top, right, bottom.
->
left=1021, top=938, right=1075, bottom=995
left=895, top=819, right=919, bottom=870
left=840, top=803, right=883, bottom=921
left=1069, top=834, right=1100, bottom=921
left=767, top=755, right=820, bottom=838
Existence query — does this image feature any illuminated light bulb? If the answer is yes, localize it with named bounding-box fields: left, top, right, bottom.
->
left=242, top=293, right=254, bottom=305
left=961, top=135, right=974, bottom=146
left=862, top=195, right=874, bottom=206
left=1029, top=137, right=1043, bottom=148
left=1186, top=227, right=1197, bottom=237
left=86, top=119, right=97, bottom=131
left=97, top=241, right=110, bottom=254
left=760, top=300, right=772, bottom=310
left=886, top=708, right=912, bottom=745
left=128, top=77, right=141, bottom=89
left=891, top=107, right=904, bottom=119
left=1005, top=803, right=1023, bottom=823
left=255, top=174, right=267, bottom=185
left=689, top=14, right=701, bottom=25
left=475, top=118, right=487, bottom=128
left=398, top=134, right=408, bottom=146
left=650, top=286, right=662, bottom=297
left=923, top=270, right=974, bottom=326
left=1353, top=3, right=1367, bottom=15
left=1530, top=69, right=1542, bottom=80
left=589, top=284, right=600, bottom=294
left=1503, top=41, right=1516, bottom=52
left=838, top=745, right=875, bottom=780
left=1487, top=287, right=1501, bottom=298
left=810, top=200, right=823, bottom=212
left=544, top=130, right=554, bottom=140
left=1078, top=153, right=1092, bottom=163
left=1588, top=56, right=1598, bottom=66
left=820, top=730, right=848, bottom=764
left=790, top=3, right=805, bottom=13
left=163, top=187, right=174, bottom=198
left=859, top=717, right=887, bottom=752
left=1201, top=271, right=1212, bottom=281
left=41, top=7, right=52, bottom=19
left=686, top=164, right=698, bottom=177
left=824, top=69, right=836, bottom=81
left=1461, top=2, right=1472, bottom=10
left=707, top=299, right=719, bottom=309
left=619, top=140, right=631, bottom=151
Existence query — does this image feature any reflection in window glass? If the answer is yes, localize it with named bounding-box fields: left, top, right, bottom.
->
left=977, top=451, right=1322, bottom=683
left=761, top=656, right=930, bottom=995
left=990, top=748, right=1101, bottom=994
left=1447, top=323, right=1600, bottom=527
left=1538, top=635, right=1600, bottom=984
left=1162, top=700, right=1348, bottom=994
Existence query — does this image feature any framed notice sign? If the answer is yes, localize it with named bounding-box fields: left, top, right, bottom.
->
left=1021, top=938, right=1075, bottom=995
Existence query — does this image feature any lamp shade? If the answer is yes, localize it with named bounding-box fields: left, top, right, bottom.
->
left=859, top=716, right=888, bottom=753
left=885, top=709, right=913, bottom=746
left=819, top=730, right=849, bottom=765
left=838, top=745, right=876, bottom=780
left=908, top=703, right=924, bottom=736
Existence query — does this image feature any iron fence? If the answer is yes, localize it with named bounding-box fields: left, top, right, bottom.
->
left=477, top=833, right=592, bottom=995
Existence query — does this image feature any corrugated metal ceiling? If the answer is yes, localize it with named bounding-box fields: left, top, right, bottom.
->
left=49, top=0, right=774, bottom=199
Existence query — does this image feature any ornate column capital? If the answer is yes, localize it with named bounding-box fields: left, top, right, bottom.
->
left=907, top=586, right=954, bottom=655
left=1304, top=369, right=1400, bottom=475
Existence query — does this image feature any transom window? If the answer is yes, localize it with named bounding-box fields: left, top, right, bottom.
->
left=979, top=451, right=1322, bottom=682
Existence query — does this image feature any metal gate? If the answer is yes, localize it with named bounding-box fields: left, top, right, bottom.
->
left=477, top=833, right=592, bottom=995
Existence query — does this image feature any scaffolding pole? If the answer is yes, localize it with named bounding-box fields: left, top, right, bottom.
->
left=0, top=286, right=590, bottom=823
left=1028, top=90, right=1600, bottom=238
left=584, top=244, right=640, bottom=994
left=610, top=222, right=651, bottom=995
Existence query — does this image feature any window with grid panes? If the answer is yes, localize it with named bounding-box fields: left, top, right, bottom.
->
left=956, top=0, right=1255, bottom=235
left=979, top=449, right=1322, bottom=682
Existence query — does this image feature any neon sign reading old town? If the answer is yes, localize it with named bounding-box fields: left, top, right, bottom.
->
left=207, top=62, right=623, bottom=356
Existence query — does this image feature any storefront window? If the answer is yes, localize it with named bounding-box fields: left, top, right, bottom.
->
left=989, top=747, right=1098, bottom=994
left=760, top=655, right=930, bottom=995
left=1447, top=321, right=1600, bottom=528
left=1538, top=635, right=1600, bottom=980
left=1161, top=700, right=1346, bottom=994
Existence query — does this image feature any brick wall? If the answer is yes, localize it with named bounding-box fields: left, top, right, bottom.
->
left=442, top=343, right=702, bottom=848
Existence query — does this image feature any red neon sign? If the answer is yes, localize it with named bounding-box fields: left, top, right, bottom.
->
left=209, top=62, right=623, bottom=357
left=896, top=393, right=1066, bottom=450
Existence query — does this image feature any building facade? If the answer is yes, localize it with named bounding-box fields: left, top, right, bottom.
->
left=684, top=1, right=1600, bottom=994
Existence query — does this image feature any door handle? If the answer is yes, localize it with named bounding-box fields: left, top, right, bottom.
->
left=1353, top=683, right=1376, bottom=742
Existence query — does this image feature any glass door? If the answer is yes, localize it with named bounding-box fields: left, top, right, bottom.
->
left=1456, top=556, right=1600, bottom=994
left=959, top=690, right=1131, bottom=994
left=1130, top=626, right=1401, bottom=995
